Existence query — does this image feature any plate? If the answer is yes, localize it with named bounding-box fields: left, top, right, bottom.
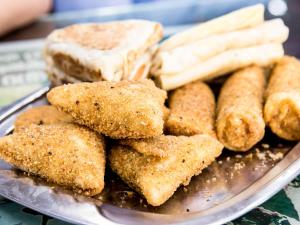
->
left=0, top=87, right=300, bottom=225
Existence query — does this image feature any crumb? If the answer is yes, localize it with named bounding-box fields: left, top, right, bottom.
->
left=212, top=177, right=217, bottom=182
left=245, top=153, right=253, bottom=160
left=218, top=160, right=223, bottom=165
left=235, top=154, right=242, bottom=159
left=234, top=162, right=246, bottom=170
left=262, top=143, right=270, bottom=149
left=268, top=151, right=284, bottom=161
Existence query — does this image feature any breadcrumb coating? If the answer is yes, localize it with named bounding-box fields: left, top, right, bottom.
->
left=166, top=81, right=216, bottom=137
left=119, top=135, right=179, bottom=157
left=110, top=134, right=223, bottom=206
left=0, top=124, right=105, bottom=196
left=216, top=66, right=265, bottom=151
left=47, top=79, right=167, bottom=139
left=264, top=56, right=300, bottom=140
left=14, top=105, right=73, bottom=132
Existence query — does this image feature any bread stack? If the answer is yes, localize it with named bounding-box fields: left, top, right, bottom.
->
left=151, top=4, right=289, bottom=90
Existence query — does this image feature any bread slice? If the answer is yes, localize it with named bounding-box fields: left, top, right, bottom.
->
left=44, top=20, right=163, bottom=85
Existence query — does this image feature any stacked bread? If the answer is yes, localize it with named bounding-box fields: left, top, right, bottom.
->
left=151, top=4, right=289, bottom=90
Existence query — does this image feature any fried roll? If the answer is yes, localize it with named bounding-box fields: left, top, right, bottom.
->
left=166, top=81, right=216, bottom=137
left=216, top=66, right=266, bottom=151
left=264, top=56, right=300, bottom=140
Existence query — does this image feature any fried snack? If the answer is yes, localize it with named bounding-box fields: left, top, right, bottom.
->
left=264, top=56, right=300, bottom=140
left=14, top=105, right=73, bottom=132
left=216, top=66, right=266, bottom=151
left=166, top=81, right=216, bottom=137
left=119, top=135, right=176, bottom=157
left=157, top=43, right=283, bottom=90
left=160, top=4, right=264, bottom=51
left=110, top=135, right=223, bottom=206
left=0, top=124, right=105, bottom=196
left=47, top=79, right=167, bottom=139
left=153, top=19, right=288, bottom=76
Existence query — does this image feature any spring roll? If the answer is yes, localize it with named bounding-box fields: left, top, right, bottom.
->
left=110, top=134, right=223, bottom=206
left=166, top=81, right=216, bottom=137
left=264, top=56, right=300, bottom=140
left=216, top=66, right=266, bottom=151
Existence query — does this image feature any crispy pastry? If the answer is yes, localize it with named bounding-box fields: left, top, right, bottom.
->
left=44, top=20, right=163, bottom=85
left=110, top=134, right=223, bottom=206
left=47, top=79, right=167, bottom=139
left=264, top=56, right=300, bottom=140
left=216, top=66, right=266, bottom=151
left=14, top=105, right=73, bottom=132
left=0, top=124, right=105, bottom=196
left=166, top=81, right=216, bottom=137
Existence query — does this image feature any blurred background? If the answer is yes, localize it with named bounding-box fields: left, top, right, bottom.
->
left=0, top=0, right=298, bottom=107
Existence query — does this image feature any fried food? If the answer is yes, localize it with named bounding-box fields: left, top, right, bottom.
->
left=264, top=56, right=300, bottom=140
left=47, top=79, right=167, bottom=139
left=157, top=43, right=283, bottom=90
left=166, top=81, right=216, bottom=137
left=120, top=135, right=177, bottom=157
left=0, top=124, right=105, bottom=196
left=110, top=135, right=223, bottom=206
left=14, top=105, right=73, bottom=132
left=216, top=66, right=266, bottom=151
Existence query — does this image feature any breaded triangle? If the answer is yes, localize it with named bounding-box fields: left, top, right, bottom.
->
left=47, top=79, right=167, bottom=139
left=110, top=134, right=223, bottom=206
left=0, top=124, right=105, bottom=196
left=119, top=135, right=177, bottom=157
left=14, top=105, right=73, bottom=132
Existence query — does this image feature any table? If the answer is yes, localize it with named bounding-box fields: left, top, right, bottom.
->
left=0, top=0, right=300, bottom=224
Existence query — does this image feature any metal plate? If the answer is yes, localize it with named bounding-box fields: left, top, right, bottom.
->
left=0, top=87, right=300, bottom=225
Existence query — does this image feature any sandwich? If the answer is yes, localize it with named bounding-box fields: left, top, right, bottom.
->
left=44, top=20, right=163, bottom=85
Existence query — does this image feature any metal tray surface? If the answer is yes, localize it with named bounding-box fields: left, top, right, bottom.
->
left=0, top=87, right=300, bottom=225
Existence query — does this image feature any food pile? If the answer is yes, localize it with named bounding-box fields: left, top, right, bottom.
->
left=0, top=4, right=299, bottom=207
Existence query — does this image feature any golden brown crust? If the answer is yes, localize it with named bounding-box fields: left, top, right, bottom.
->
left=14, top=105, right=74, bottom=132
left=264, top=56, right=300, bottom=140
left=216, top=66, right=266, bottom=151
left=0, top=124, right=105, bottom=196
left=47, top=79, right=167, bottom=139
left=166, top=81, right=216, bottom=137
left=119, top=135, right=177, bottom=157
left=110, top=134, right=223, bottom=206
